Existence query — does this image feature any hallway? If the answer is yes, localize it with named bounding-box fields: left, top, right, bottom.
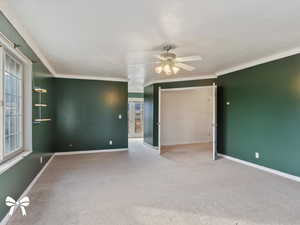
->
left=7, top=139, right=300, bottom=225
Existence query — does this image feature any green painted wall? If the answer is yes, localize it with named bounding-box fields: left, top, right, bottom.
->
left=217, top=54, right=300, bottom=177
left=32, top=63, right=56, bottom=153
left=128, top=92, right=144, bottom=98
left=0, top=12, right=55, bottom=221
left=54, top=78, right=128, bottom=152
left=144, top=85, right=155, bottom=145
left=144, top=79, right=216, bottom=146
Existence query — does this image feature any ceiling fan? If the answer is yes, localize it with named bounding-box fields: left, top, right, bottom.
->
left=154, top=45, right=202, bottom=76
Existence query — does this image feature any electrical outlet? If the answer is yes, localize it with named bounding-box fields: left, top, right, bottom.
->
left=118, top=114, right=122, bottom=119
left=109, top=140, right=113, bottom=145
left=255, top=152, right=260, bottom=159
left=40, top=156, right=43, bottom=164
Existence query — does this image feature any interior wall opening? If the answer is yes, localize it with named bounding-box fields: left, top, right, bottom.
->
left=159, top=86, right=217, bottom=160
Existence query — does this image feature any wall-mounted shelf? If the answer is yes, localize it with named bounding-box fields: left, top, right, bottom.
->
left=34, top=118, right=51, bottom=122
left=33, top=87, right=51, bottom=123
left=34, top=88, right=47, bottom=93
left=34, top=104, right=48, bottom=107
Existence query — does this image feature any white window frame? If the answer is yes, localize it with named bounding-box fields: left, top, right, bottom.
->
left=0, top=34, right=33, bottom=168
left=2, top=50, right=24, bottom=160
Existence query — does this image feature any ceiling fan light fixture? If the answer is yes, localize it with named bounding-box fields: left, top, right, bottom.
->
left=155, top=65, right=163, bottom=74
left=172, top=66, right=180, bottom=74
left=163, top=64, right=172, bottom=74
left=165, top=70, right=172, bottom=76
left=153, top=44, right=199, bottom=75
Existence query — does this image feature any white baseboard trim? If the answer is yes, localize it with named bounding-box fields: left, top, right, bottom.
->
left=143, top=142, right=159, bottom=151
left=219, top=153, right=300, bottom=183
left=161, top=141, right=212, bottom=146
left=20, top=154, right=55, bottom=198
left=0, top=154, right=55, bottom=225
left=54, top=148, right=128, bottom=156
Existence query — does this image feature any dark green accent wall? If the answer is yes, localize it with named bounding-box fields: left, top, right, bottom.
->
left=144, top=79, right=216, bottom=146
left=0, top=12, right=55, bottom=221
left=217, top=54, right=300, bottom=177
left=128, top=92, right=144, bottom=98
left=144, top=85, right=155, bottom=145
left=54, top=78, right=128, bottom=152
left=32, top=63, right=56, bottom=153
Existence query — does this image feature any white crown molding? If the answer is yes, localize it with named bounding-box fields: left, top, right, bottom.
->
left=216, top=47, right=300, bottom=76
left=0, top=0, right=56, bottom=75
left=144, top=74, right=217, bottom=87
left=54, top=74, right=128, bottom=82
left=0, top=31, right=32, bottom=65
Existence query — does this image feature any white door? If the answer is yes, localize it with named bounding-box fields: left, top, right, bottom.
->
left=212, top=83, right=217, bottom=160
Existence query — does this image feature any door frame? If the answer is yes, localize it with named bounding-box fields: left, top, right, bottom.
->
left=128, top=98, right=144, bottom=138
left=158, top=87, right=161, bottom=150
left=158, top=84, right=218, bottom=160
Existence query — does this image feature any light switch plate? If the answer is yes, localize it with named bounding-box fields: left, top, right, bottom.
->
left=255, top=152, right=260, bottom=159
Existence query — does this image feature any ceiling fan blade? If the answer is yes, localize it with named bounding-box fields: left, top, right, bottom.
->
left=176, top=55, right=202, bottom=62
left=128, top=61, right=160, bottom=66
left=175, top=63, right=195, bottom=71
left=155, top=55, right=164, bottom=60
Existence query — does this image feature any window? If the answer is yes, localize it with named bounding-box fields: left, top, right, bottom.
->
left=0, top=39, right=31, bottom=169
left=2, top=51, right=23, bottom=159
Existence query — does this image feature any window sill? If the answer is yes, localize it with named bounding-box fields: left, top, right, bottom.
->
left=0, top=151, right=32, bottom=175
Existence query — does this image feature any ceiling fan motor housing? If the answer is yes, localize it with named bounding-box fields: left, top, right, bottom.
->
left=160, top=52, right=176, bottom=60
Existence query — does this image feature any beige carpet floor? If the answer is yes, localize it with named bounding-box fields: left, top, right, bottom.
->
left=7, top=139, right=300, bottom=225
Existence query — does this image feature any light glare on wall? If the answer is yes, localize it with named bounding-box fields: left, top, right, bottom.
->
left=104, top=91, right=119, bottom=106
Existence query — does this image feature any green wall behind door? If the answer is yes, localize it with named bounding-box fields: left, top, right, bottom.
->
left=217, top=54, right=300, bottom=177
left=54, top=78, right=128, bottom=151
left=144, top=85, right=156, bottom=145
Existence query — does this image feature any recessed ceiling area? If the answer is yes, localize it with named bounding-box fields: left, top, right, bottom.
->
left=2, top=0, right=300, bottom=91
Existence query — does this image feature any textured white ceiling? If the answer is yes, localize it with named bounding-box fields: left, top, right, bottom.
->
left=4, top=0, right=300, bottom=92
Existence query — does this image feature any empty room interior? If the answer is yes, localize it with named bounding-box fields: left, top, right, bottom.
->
left=1, top=1, right=300, bottom=225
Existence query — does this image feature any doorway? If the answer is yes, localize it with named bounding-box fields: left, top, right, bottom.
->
left=128, top=100, right=144, bottom=138
left=158, top=84, right=217, bottom=160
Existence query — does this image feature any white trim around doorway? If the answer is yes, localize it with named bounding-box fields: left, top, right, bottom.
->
left=158, top=85, right=217, bottom=159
